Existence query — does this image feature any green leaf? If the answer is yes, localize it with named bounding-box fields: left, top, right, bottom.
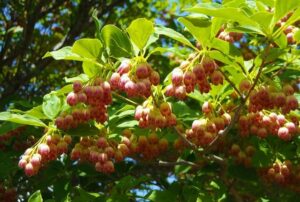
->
left=82, top=61, right=98, bottom=77
left=207, top=50, right=242, bottom=71
left=110, top=110, right=135, bottom=122
left=265, top=48, right=285, bottom=63
left=148, top=190, right=177, bottom=202
left=172, top=101, right=199, bottom=119
left=42, top=93, right=61, bottom=119
left=64, top=74, right=89, bottom=83
left=250, top=11, right=273, bottom=35
left=227, top=164, right=257, bottom=181
left=256, top=1, right=269, bottom=12
left=115, top=175, right=148, bottom=192
left=0, top=122, right=20, bottom=135
left=107, top=194, right=129, bottom=202
left=211, top=38, right=243, bottom=60
left=0, top=112, right=46, bottom=127
left=178, top=16, right=211, bottom=48
left=0, top=152, right=18, bottom=179
left=294, top=29, right=300, bottom=43
left=154, top=26, right=195, bottom=49
left=127, top=18, right=154, bottom=50
left=66, top=124, right=99, bottom=136
left=258, top=0, right=274, bottom=7
left=55, top=84, right=73, bottom=96
left=28, top=190, right=43, bottom=202
left=210, top=17, right=224, bottom=38
left=272, top=7, right=300, bottom=38
left=186, top=3, right=260, bottom=28
left=43, top=47, right=82, bottom=61
left=148, top=47, right=184, bottom=57
left=92, top=10, right=103, bottom=40
left=145, top=33, right=159, bottom=50
left=53, top=177, right=71, bottom=202
left=117, top=120, right=138, bottom=128
left=175, top=164, right=191, bottom=175
left=222, top=65, right=245, bottom=87
left=226, top=25, right=265, bottom=35
left=182, top=185, right=200, bottom=202
left=26, top=105, right=48, bottom=119
left=72, top=38, right=102, bottom=59
left=101, top=25, right=132, bottom=58
left=274, top=32, right=287, bottom=48
left=273, top=0, right=300, bottom=26
left=73, top=187, right=100, bottom=202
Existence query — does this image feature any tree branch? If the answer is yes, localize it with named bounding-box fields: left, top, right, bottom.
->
left=218, top=69, right=243, bottom=99
left=159, top=160, right=199, bottom=167
left=173, top=126, right=199, bottom=152
left=205, top=43, right=272, bottom=150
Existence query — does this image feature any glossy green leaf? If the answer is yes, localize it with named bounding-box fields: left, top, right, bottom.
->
left=256, top=1, right=269, bottom=12
left=101, top=25, right=132, bottom=58
left=265, top=48, right=286, bottom=63
left=43, top=47, right=82, bottom=61
left=82, top=61, right=99, bottom=77
left=211, top=38, right=243, bottom=58
left=26, top=105, right=48, bottom=119
left=273, top=0, right=300, bottom=25
left=0, top=112, right=46, bottom=127
left=258, top=0, right=274, bottom=7
left=210, top=17, right=224, bottom=38
left=72, top=38, right=102, bottom=59
left=250, top=11, right=273, bottom=35
left=64, top=74, right=89, bottom=83
left=117, top=120, right=138, bottom=128
left=42, top=93, right=61, bottom=119
left=73, top=187, right=100, bottom=202
left=144, top=33, right=159, bottom=50
left=294, top=29, right=300, bottom=43
left=274, top=32, right=287, bottom=48
left=154, top=26, right=195, bottom=49
left=178, top=16, right=211, bottom=48
left=186, top=3, right=260, bottom=28
left=272, top=7, right=300, bottom=38
left=127, top=18, right=154, bottom=50
left=148, top=47, right=184, bottom=57
left=92, top=10, right=103, bottom=40
left=28, top=190, right=43, bottom=202
left=54, top=84, right=73, bottom=96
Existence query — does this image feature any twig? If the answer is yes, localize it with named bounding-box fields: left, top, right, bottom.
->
left=112, top=92, right=139, bottom=106
left=218, top=69, right=244, bottom=99
left=173, top=126, right=199, bottom=152
left=159, top=160, right=199, bottom=167
left=205, top=154, right=225, bottom=165
left=206, top=43, right=272, bottom=150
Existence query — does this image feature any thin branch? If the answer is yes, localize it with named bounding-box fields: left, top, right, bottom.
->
left=205, top=154, right=225, bottom=165
left=173, top=126, right=199, bottom=152
left=112, top=92, right=139, bottom=106
left=237, top=62, right=247, bottom=75
left=159, top=160, right=199, bottom=167
left=218, top=69, right=244, bottom=99
left=205, top=43, right=272, bottom=151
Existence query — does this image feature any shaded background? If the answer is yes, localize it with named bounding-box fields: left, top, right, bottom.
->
left=0, top=0, right=198, bottom=110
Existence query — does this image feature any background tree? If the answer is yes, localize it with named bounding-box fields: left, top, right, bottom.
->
left=0, top=0, right=300, bottom=202
left=0, top=0, right=191, bottom=109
